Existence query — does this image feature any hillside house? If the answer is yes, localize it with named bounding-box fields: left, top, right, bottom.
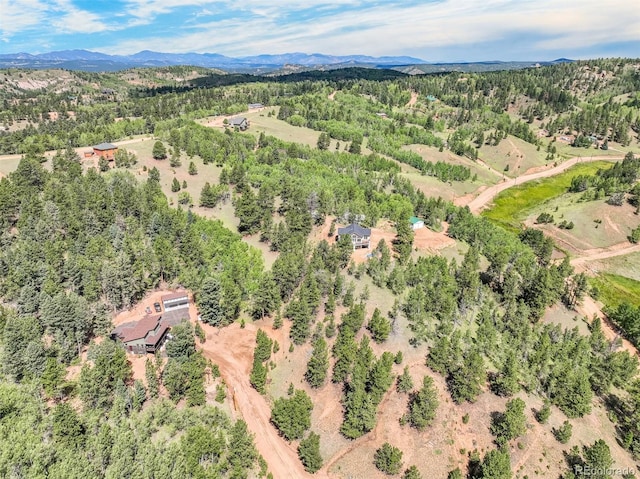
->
left=229, top=117, right=249, bottom=130
left=112, top=308, right=191, bottom=354
left=410, top=216, right=425, bottom=230
left=248, top=103, right=264, bottom=109
left=337, top=223, right=371, bottom=249
left=92, top=142, right=118, bottom=160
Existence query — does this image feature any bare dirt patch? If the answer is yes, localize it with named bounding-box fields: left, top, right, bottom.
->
left=197, top=321, right=324, bottom=479
left=406, top=91, right=419, bottom=107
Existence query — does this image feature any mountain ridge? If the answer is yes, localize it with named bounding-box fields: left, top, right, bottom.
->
left=0, top=49, right=427, bottom=71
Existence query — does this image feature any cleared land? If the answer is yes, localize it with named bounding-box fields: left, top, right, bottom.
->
left=528, top=200, right=640, bottom=252
left=479, top=135, right=548, bottom=177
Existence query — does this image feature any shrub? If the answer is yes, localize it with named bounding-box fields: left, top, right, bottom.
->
left=374, top=443, right=403, bottom=475
left=553, top=420, right=573, bottom=444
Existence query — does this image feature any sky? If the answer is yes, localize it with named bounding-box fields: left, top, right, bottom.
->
left=1, top=0, right=640, bottom=61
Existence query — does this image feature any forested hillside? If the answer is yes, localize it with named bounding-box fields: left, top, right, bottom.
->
left=0, top=59, right=639, bottom=478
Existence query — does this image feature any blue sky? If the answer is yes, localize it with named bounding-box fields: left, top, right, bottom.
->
left=2, top=0, right=639, bottom=61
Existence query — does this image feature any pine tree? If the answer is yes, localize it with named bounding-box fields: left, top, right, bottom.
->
left=199, top=276, right=224, bottom=326
left=152, top=141, right=167, bottom=160
left=374, top=443, right=403, bottom=475
left=397, top=366, right=414, bottom=393
left=271, top=389, right=313, bottom=441
left=403, top=465, right=422, bottom=479
left=145, top=358, right=159, bottom=399
left=298, top=432, right=323, bottom=473
left=200, top=182, right=218, bottom=208
left=490, top=351, right=520, bottom=397
left=480, top=449, right=511, bottom=479
left=367, top=307, right=391, bottom=343
left=393, top=218, right=414, bottom=263
left=250, top=358, right=267, bottom=394
left=132, top=380, right=146, bottom=411
left=491, top=398, right=527, bottom=446
left=448, top=349, right=485, bottom=404
left=171, top=177, right=181, bottom=192
left=407, top=376, right=439, bottom=430
left=317, top=132, right=330, bottom=150
left=305, top=336, right=329, bottom=388
left=188, top=161, right=198, bottom=175
left=251, top=273, right=281, bottom=319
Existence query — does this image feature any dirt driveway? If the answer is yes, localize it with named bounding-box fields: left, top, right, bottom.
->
left=197, top=322, right=326, bottom=479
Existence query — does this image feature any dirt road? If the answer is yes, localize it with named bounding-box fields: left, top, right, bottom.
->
left=569, top=243, right=640, bottom=357
left=406, top=91, right=418, bottom=107
left=0, top=136, right=154, bottom=164
left=463, top=155, right=623, bottom=214
left=198, top=322, right=325, bottom=479
left=571, top=242, right=640, bottom=268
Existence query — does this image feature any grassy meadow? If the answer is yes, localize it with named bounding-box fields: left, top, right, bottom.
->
left=482, top=161, right=613, bottom=231
left=590, top=273, right=640, bottom=308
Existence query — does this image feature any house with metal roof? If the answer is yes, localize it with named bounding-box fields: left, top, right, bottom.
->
left=161, top=292, right=190, bottom=311
left=92, top=142, right=118, bottom=160
left=229, top=117, right=249, bottom=130
left=337, top=223, right=371, bottom=249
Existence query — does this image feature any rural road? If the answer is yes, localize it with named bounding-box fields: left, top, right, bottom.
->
left=463, top=155, right=624, bottom=214
left=571, top=242, right=640, bottom=268
left=198, top=322, right=325, bottom=479
left=0, top=136, right=154, bottom=163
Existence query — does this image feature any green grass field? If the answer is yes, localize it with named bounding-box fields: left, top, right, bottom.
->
left=482, top=161, right=612, bottom=231
left=590, top=273, right=640, bottom=308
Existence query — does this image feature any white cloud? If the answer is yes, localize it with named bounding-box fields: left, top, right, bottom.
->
left=50, top=0, right=110, bottom=33
left=105, top=0, right=640, bottom=58
left=0, top=0, right=50, bottom=38
left=1, top=0, right=111, bottom=39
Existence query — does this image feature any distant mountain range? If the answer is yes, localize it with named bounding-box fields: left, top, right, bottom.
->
left=0, top=49, right=573, bottom=74
left=0, top=50, right=427, bottom=72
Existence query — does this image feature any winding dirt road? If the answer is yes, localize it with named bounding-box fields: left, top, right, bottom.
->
left=571, top=242, right=640, bottom=269
left=463, top=155, right=623, bottom=214
left=197, top=322, right=325, bottom=479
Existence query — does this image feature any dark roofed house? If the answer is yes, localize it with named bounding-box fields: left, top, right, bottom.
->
left=337, top=223, right=371, bottom=250
left=93, top=142, right=118, bottom=160
left=229, top=117, right=249, bottom=131
left=112, top=308, right=191, bottom=354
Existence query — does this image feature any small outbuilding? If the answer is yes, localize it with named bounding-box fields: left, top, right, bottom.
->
left=92, top=142, right=118, bottom=160
left=410, top=216, right=424, bottom=230
left=161, top=292, right=190, bottom=312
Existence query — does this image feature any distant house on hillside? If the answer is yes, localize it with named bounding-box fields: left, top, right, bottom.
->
left=92, top=142, right=118, bottom=160
left=248, top=103, right=264, bottom=109
left=337, top=223, right=371, bottom=250
left=229, top=117, right=249, bottom=131
left=410, top=216, right=424, bottom=230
